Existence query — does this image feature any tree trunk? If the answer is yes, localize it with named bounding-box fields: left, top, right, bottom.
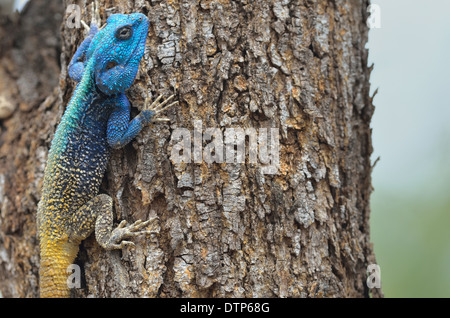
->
left=0, top=0, right=382, bottom=298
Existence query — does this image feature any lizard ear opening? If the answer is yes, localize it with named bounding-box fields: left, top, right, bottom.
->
left=105, top=61, right=117, bottom=70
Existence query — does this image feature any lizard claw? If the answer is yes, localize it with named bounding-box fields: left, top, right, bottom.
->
left=144, top=94, right=179, bottom=123
left=81, top=20, right=90, bottom=32
left=103, top=219, right=157, bottom=250
left=153, top=117, right=171, bottom=122
left=81, top=20, right=101, bottom=37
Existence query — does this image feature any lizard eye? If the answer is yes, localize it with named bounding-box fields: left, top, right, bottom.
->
left=115, top=26, right=133, bottom=40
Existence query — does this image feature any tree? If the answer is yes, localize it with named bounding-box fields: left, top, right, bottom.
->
left=0, top=0, right=382, bottom=298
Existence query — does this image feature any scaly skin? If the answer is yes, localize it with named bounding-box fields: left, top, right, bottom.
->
left=37, top=13, right=177, bottom=298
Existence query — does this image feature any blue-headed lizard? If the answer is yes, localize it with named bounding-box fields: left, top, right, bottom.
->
left=37, top=13, right=177, bottom=298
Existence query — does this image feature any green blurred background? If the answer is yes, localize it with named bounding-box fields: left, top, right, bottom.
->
left=369, top=0, right=450, bottom=297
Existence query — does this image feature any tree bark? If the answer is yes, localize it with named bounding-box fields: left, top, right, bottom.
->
left=0, top=0, right=382, bottom=298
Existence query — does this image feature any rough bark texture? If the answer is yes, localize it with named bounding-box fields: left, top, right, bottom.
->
left=0, top=0, right=63, bottom=297
left=0, top=0, right=382, bottom=298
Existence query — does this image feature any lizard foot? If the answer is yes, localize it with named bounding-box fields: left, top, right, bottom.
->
left=104, top=219, right=154, bottom=250
left=144, top=94, right=178, bottom=122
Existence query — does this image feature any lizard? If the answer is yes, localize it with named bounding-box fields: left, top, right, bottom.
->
left=37, top=12, right=177, bottom=298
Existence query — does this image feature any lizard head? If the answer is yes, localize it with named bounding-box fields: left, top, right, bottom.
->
left=88, top=13, right=150, bottom=95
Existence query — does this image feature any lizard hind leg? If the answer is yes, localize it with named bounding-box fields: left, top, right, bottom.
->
left=68, top=194, right=151, bottom=250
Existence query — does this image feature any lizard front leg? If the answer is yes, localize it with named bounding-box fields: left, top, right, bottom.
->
left=106, top=93, right=178, bottom=149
